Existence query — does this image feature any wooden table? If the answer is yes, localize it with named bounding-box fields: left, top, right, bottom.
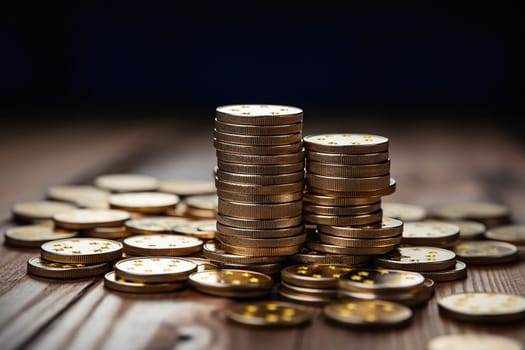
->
left=1, top=118, right=524, bottom=350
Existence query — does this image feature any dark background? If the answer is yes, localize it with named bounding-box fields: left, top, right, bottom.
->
left=1, top=3, right=522, bottom=132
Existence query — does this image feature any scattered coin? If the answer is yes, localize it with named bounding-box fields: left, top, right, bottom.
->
left=12, top=201, right=76, bottom=221
left=427, top=334, right=523, bottom=350
left=281, top=264, right=353, bottom=289
left=95, top=174, right=159, bottom=192
left=114, top=257, right=197, bottom=283
left=454, top=241, right=519, bottom=265
left=123, top=234, right=203, bottom=256
left=103, top=271, right=186, bottom=293
left=173, top=221, right=216, bottom=239
left=27, top=256, right=110, bottom=279
left=125, top=217, right=189, bottom=234
left=402, top=221, right=460, bottom=246
left=420, top=261, right=468, bottom=282
left=444, top=220, right=486, bottom=240
left=46, top=185, right=109, bottom=207
left=324, top=300, right=413, bottom=328
left=40, top=237, right=123, bottom=264
left=159, top=180, right=216, bottom=196
left=226, top=301, right=313, bottom=327
left=4, top=225, right=77, bottom=248
left=188, top=269, right=273, bottom=298
left=54, top=209, right=130, bottom=229
left=485, top=225, right=525, bottom=245
left=338, top=268, right=426, bottom=294
left=375, top=246, right=457, bottom=272
left=382, top=203, right=427, bottom=222
left=109, top=192, right=179, bottom=213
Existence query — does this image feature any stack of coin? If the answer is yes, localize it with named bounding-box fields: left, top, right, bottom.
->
left=53, top=208, right=131, bottom=239
left=27, top=237, right=122, bottom=279
left=213, top=104, right=306, bottom=267
left=337, top=268, right=435, bottom=307
left=279, top=264, right=352, bottom=305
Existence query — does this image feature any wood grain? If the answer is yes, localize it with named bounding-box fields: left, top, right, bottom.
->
left=1, top=119, right=524, bottom=350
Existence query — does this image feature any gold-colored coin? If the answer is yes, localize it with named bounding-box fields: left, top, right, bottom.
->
left=323, top=300, right=412, bottom=328
left=431, top=202, right=510, bottom=221
left=226, top=301, right=313, bottom=327
left=158, top=180, right=215, bottom=196
left=172, top=220, right=216, bottom=239
left=420, top=260, right=467, bottom=282
left=280, top=281, right=338, bottom=298
left=281, top=264, right=353, bottom=289
left=214, top=118, right=303, bottom=136
left=303, top=202, right=381, bottom=216
left=217, top=160, right=305, bottom=175
left=303, top=134, right=389, bottom=154
left=375, top=246, right=457, bottom=271
left=303, top=211, right=382, bottom=226
left=215, top=177, right=304, bottom=195
left=454, top=241, right=519, bottom=264
left=427, top=334, right=523, bottom=350
left=114, top=257, right=197, bottom=283
left=485, top=225, right=525, bottom=245
left=27, top=256, right=110, bottom=279
left=214, top=140, right=303, bottom=155
left=402, top=221, right=460, bottom=246
left=4, top=225, right=77, bottom=248
left=79, top=226, right=130, bottom=239
left=438, top=293, right=525, bottom=323
left=318, top=233, right=401, bottom=249
left=307, top=239, right=394, bottom=255
left=54, top=209, right=130, bottom=229
left=307, top=160, right=390, bottom=178
left=216, top=104, right=303, bottom=125
left=307, top=151, right=389, bottom=165
left=216, top=149, right=305, bottom=165
left=218, top=214, right=303, bottom=230
left=337, top=268, right=425, bottom=294
left=46, top=185, right=110, bottom=207
left=382, top=203, right=427, bottom=222
left=303, top=192, right=381, bottom=206
left=444, top=220, right=486, bottom=240
left=202, top=241, right=285, bottom=265
left=278, top=285, right=334, bottom=305
left=94, top=173, right=159, bottom=192
left=109, top=192, right=179, bottom=213
left=103, top=271, right=186, bottom=293
left=216, top=169, right=304, bottom=186
left=189, top=269, right=273, bottom=298
left=218, top=199, right=302, bottom=219
left=125, top=217, right=189, bottom=234
left=40, top=237, right=123, bottom=264
left=217, top=232, right=306, bottom=248
left=290, top=249, right=370, bottom=266
left=308, top=178, right=396, bottom=198
left=123, top=234, right=203, bottom=256
left=12, top=201, right=76, bottom=221
left=214, top=129, right=302, bottom=146
left=307, top=174, right=391, bottom=192
left=219, top=241, right=301, bottom=257
left=217, top=190, right=303, bottom=204
left=318, top=217, right=403, bottom=239
left=216, top=222, right=303, bottom=239
left=218, top=262, right=282, bottom=275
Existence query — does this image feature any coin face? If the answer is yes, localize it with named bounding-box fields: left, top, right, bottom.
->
left=189, top=269, right=273, bottom=290
left=338, top=268, right=425, bottom=293
left=4, top=225, right=77, bottom=248
left=324, top=300, right=413, bottom=328
left=304, top=133, right=389, bottom=154
left=444, top=220, right=486, bottom=240
left=47, top=185, right=109, bottom=206
left=485, top=225, right=525, bottom=245
left=123, top=234, right=203, bottom=256
left=114, top=257, right=197, bottom=283
left=40, top=238, right=123, bottom=263
left=216, top=105, right=303, bottom=125
left=382, top=203, right=427, bottom=222
left=375, top=246, right=457, bottom=272
left=438, top=293, right=525, bottom=322
left=402, top=221, right=460, bottom=245
left=159, top=180, right=216, bottom=196
left=427, top=334, right=523, bottom=350
left=95, top=174, right=159, bottom=192
left=27, top=256, right=110, bottom=279
left=109, top=192, right=179, bottom=210
left=454, top=241, right=519, bottom=264
left=281, top=264, right=353, bottom=289
left=12, top=201, right=76, bottom=220
left=54, top=209, right=130, bottom=229
left=226, top=301, right=313, bottom=327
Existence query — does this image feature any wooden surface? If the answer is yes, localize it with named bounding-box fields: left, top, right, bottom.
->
left=1, top=119, right=524, bottom=350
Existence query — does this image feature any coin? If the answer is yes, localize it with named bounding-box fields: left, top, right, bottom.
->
left=278, top=285, right=335, bottom=305
left=382, top=203, right=427, bottom=222
left=306, top=160, right=390, bottom=178
left=217, top=160, right=305, bottom=175
left=12, top=201, right=76, bottom=221
left=217, top=213, right=303, bottom=230
left=216, top=104, right=303, bottom=125
left=307, top=151, right=389, bottom=165
left=158, top=180, right=215, bottom=196
left=216, top=222, right=304, bottom=239
left=27, top=256, right=110, bottom=279
left=216, top=169, right=304, bottom=185
left=188, top=269, right=273, bottom=298
left=308, top=178, right=396, bottom=197
left=431, top=202, right=510, bottom=221
left=4, top=225, right=77, bottom=248
left=427, top=334, right=523, bottom=350
left=324, top=300, right=412, bottom=328
left=214, top=140, right=303, bottom=155
left=307, top=174, right=391, bottom=192
left=214, top=130, right=302, bottom=146
left=226, top=301, right=313, bottom=327
left=114, top=257, right=197, bottom=283
left=109, top=192, right=179, bottom=213
left=46, top=185, right=110, bottom=207
left=337, top=268, right=426, bottom=294
left=123, top=234, right=203, bottom=256
left=304, top=134, right=389, bottom=154
left=54, top=209, right=130, bottom=229
left=303, top=211, right=382, bottom=226
left=182, top=257, right=219, bottom=272
left=215, top=178, right=304, bottom=195
left=217, top=190, right=303, bottom=204
left=290, top=249, right=370, bottom=266
left=94, top=174, right=159, bottom=192
left=420, top=260, right=468, bottom=282
left=214, top=118, right=303, bottom=135
left=217, top=150, right=305, bottom=165
left=318, top=234, right=401, bottom=249
left=172, top=221, right=216, bottom=239
left=79, top=226, right=130, bottom=239
left=219, top=241, right=301, bottom=257
left=218, top=200, right=302, bottom=219
left=281, top=264, right=353, bottom=288
left=303, top=193, right=381, bottom=206
left=444, top=220, right=486, bottom=240
left=438, top=293, right=525, bottom=323
left=185, top=195, right=218, bottom=211
left=318, top=217, right=403, bottom=239
left=40, top=238, right=123, bottom=264
left=202, top=241, right=285, bottom=264
left=217, top=262, right=282, bottom=275
left=402, top=221, right=460, bottom=246
left=103, top=271, right=186, bottom=293
left=375, top=246, right=457, bottom=272
left=485, top=225, right=525, bottom=245
left=454, top=241, right=519, bottom=264
left=125, top=217, right=189, bottom=234
left=280, top=280, right=338, bottom=298
left=304, top=202, right=381, bottom=216
left=307, top=239, right=394, bottom=255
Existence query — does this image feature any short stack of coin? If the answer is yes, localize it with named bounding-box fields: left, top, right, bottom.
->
left=213, top=104, right=306, bottom=270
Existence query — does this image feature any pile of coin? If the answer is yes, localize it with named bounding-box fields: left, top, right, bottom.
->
left=302, top=134, right=399, bottom=259
left=212, top=104, right=306, bottom=271
left=337, top=268, right=435, bottom=307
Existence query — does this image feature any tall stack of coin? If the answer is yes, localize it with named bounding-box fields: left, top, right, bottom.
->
left=302, top=134, right=398, bottom=256
left=213, top=104, right=306, bottom=270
